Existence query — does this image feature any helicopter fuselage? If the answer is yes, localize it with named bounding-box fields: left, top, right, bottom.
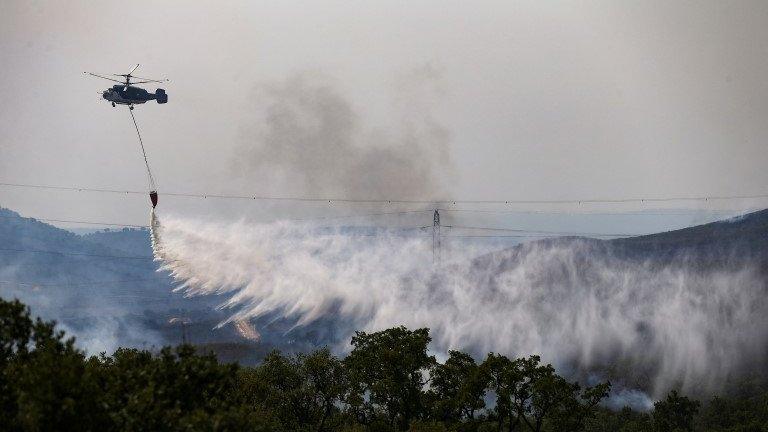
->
left=102, top=85, right=167, bottom=106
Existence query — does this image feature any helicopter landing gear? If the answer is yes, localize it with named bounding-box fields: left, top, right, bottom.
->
left=112, top=102, right=116, bottom=107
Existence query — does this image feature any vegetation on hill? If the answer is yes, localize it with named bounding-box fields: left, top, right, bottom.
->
left=2, top=297, right=767, bottom=431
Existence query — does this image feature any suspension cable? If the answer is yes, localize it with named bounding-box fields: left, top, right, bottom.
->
left=129, top=108, right=156, bottom=191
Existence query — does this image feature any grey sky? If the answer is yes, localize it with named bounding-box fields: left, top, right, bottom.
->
left=1, top=0, right=768, bottom=230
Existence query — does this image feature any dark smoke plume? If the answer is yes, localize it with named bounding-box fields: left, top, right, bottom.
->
left=236, top=70, right=453, bottom=202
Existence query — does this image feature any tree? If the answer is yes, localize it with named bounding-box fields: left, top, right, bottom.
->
left=547, top=379, right=611, bottom=432
left=482, top=353, right=524, bottom=432
left=238, top=348, right=347, bottom=431
left=301, top=348, right=348, bottom=431
left=584, top=406, right=651, bottom=432
left=0, top=298, right=33, bottom=426
left=344, top=326, right=436, bottom=430
left=521, top=359, right=575, bottom=432
left=652, top=390, right=700, bottom=432
left=0, top=298, right=106, bottom=431
left=89, top=345, right=251, bottom=430
left=429, top=350, right=487, bottom=423
left=482, top=354, right=610, bottom=432
left=7, top=296, right=737, bottom=432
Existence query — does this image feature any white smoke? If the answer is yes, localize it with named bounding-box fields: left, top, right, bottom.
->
left=150, top=210, right=768, bottom=398
left=58, top=316, right=163, bottom=356
left=603, top=387, right=655, bottom=411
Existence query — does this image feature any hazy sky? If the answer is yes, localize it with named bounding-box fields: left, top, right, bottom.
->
left=2, top=0, right=768, bottom=229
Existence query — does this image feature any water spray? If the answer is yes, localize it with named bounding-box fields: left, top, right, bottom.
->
left=148, top=212, right=768, bottom=398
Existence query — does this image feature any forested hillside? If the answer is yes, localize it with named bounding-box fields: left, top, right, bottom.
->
left=2, top=297, right=767, bottom=431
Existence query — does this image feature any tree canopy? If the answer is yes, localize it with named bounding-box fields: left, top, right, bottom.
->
left=2, top=296, right=766, bottom=431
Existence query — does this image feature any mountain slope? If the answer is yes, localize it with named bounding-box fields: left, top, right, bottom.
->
left=3, top=206, right=766, bottom=372
left=470, top=208, right=768, bottom=271
left=0, top=207, right=237, bottom=351
left=460, top=208, right=768, bottom=395
left=0, top=207, right=334, bottom=358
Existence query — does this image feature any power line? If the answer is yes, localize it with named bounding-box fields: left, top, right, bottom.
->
left=0, top=247, right=154, bottom=260
left=0, top=277, right=166, bottom=287
left=0, top=214, right=148, bottom=228
left=4, top=212, right=633, bottom=237
left=444, top=225, right=639, bottom=237
left=0, top=211, right=642, bottom=244
left=0, top=210, right=432, bottom=229
left=442, top=234, right=629, bottom=239
left=279, top=209, right=433, bottom=222
left=0, top=182, right=145, bottom=195
left=0, top=208, right=742, bottom=238
left=3, top=181, right=768, bottom=205
left=437, top=208, right=750, bottom=216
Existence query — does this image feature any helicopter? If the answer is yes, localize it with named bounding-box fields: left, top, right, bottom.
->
left=84, top=64, right=168, bottom=109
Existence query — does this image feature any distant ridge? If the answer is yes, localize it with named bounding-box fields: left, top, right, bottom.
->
left=471, top=207, right=768, bottom=275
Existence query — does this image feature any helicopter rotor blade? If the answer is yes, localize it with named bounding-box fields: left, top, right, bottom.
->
left=129, top=79, right=168, bottom=85
left=83, top=72, right=124, bottom=84
left=131, top=75, right=169, bottom=82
